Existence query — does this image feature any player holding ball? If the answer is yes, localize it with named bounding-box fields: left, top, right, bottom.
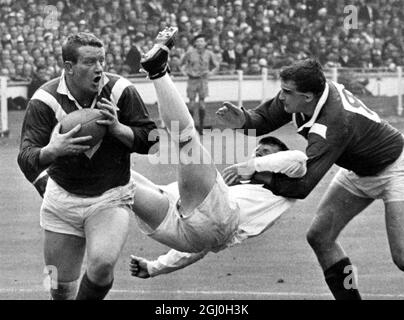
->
left=17, top=33, right=157, bottom=300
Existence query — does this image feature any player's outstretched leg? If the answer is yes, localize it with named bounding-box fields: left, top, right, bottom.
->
left=141, top=28, right=217, bottom=213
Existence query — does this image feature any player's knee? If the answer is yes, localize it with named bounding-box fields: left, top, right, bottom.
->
left=306, top=228, right=319, bottom=248
left=87, top=257, right=115, bottom=281
left=306, top=227, right=328, bottom=250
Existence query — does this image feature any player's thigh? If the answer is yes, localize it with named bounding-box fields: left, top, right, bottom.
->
left=178, top=137, right=217, bottom=212
left=43, top=230, right=86, bottom=282
left=385, top=201, right=404, bottom=266
left=308, top=183, right=374, bottom=242
left=84, top=206, right=131, bottom=266
left=130, top=171, right=170, bottom=230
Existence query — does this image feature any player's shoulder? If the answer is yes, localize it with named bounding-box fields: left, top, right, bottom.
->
left=32, top=76, right=61, bottom=99
left=29, top=77, right=62, bottom=111
left=104, top=72, right=139, bottom=100
left=317, top=83, right=352, bottom=125
left=104, top=72, right=133, bottom=88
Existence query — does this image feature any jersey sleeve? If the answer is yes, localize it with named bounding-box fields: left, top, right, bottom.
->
left=253, top=150, right=308, bottom=178
left=147, top=249, right=209, bottom=277
left=242, top=93, right=292, bottom=136
left=117, top=84, right=158, bottom=154
left=17, top=99, right=57, bottom=184
left=265, top=129, right=351, bottom=199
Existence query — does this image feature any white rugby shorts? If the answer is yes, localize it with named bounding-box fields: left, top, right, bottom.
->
left=135, top=172, right=240, bottom=253
left=332, top=149, right=404, bottom=203
left=40, top=177, right=136, bottom=237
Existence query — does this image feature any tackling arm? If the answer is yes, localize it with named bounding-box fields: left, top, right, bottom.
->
left=241, top=93, right=292, bottom=136
left=265, top=133, right=352, bottom=199
left=145, top=249, right=209, bottom=277
left=252, top=150, right=308, bottom=178
left=224, top=150, right=308, bottom=186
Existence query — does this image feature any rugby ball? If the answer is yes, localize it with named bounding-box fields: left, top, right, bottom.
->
left=60, top=108, right=107, bottom=147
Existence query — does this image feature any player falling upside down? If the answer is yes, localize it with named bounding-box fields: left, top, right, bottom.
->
left=128, top=27, right=307, bottom=278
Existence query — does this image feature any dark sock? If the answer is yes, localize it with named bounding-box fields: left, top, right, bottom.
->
left=324, top=257, right=362, bottom=300
left=149, top=64, right=170, bottom=80
left=75, top=272, right=113, bottom=300
left=198, top=108, right=205, bottom=130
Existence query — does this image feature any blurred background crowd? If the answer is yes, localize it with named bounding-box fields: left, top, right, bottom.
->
left=0, top=0, right=403, bottom=89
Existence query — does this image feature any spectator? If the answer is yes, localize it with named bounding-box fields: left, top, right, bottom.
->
left=181, top=33, right=219, bottom=133
left=357, top=0, right=379, bottom=24
left=125, top=32, right=144, bottom=74
left=0, top=0, right=403, bottom=80
left=0, top=68, right=10, bottom=78
left=222, top=38, right=241, bottom=71
left=339, top=48, right=352, bottom=67
left=169, top=54, right=182, bottom=75
left=324, top=52, right=342, bottom=69
left=27, top=65, right=49, bottom=99
left=247, top=57, right=261, bottom=75
left=21, top=62, right=33, bottom=82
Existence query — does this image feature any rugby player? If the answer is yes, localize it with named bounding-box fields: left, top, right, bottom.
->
left=129, top=136, right=307, bottom=279
left=126, top=27, right=307, bottom=277
left=216, top=58, right=404, bottom=300
left=17, top=33, right=157, bottom=300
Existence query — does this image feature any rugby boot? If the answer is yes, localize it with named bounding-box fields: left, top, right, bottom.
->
left=140, top=26, right=178, bottom=79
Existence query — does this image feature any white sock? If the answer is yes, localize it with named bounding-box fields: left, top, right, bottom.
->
left=152, top=74, right=197, bottom=143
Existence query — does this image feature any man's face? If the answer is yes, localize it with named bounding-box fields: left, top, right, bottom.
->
left=194, top=37, right=206, bottom=50
left=227, top=39, right=235, bottom=49
left=254, top=143, right=281, bottom=157
left=69, top=45, right=105, bottom=94
left=279, top=80, right=310, bottom=114
left=180, top=36, right=189, bottom=48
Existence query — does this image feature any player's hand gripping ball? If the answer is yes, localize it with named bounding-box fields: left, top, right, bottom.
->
left=60, top=109, right=107, bottom=147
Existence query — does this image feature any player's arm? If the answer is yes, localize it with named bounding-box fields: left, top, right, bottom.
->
left=130, top=249, right=209, bottom=278
left=242, top=93, right=292, bottom=135
left=107, top=84, right=158, bottom=154
left=264, top=132, right=351, bottom=199
left=216, top=93, right=292, bottom=134
left=223, top=150, right=308, bottom=185
left=17, top=101, right=54, bottom=190
left=17, top=100, right=90, bottom=196
left=253, top=150, right=308, bottom=177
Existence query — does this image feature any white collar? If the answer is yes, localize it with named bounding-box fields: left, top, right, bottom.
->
left=296, top=82, right=329, bottom=132
left=57, top=70, right=110, bottom=109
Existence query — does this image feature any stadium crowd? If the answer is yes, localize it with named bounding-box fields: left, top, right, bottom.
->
left=0, top=0, right=403, bottom=87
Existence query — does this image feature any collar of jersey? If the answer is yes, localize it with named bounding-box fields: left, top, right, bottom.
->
left=295, top=81, right=329, bottom=132
left=57, top=70, right=110, bottom=108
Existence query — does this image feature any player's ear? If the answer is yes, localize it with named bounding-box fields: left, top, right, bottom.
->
left=64, top=61, right=74, bottom=75
left=304, top=92, right=314, bottom=103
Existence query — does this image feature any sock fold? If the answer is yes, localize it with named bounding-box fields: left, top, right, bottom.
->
left=75, top=272, right=114, bottom=300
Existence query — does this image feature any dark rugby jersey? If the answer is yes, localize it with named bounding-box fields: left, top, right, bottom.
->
left=18, top=72, right=157, bottom=196
left=242, top=81, right=404, bottom=199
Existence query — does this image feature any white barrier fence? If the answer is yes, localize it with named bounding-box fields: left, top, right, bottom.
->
left=0, top=76, right=8, bottom=137
left=1, top=67, right=403, bottom=137
left=398, top=66, right=403, bottom=115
